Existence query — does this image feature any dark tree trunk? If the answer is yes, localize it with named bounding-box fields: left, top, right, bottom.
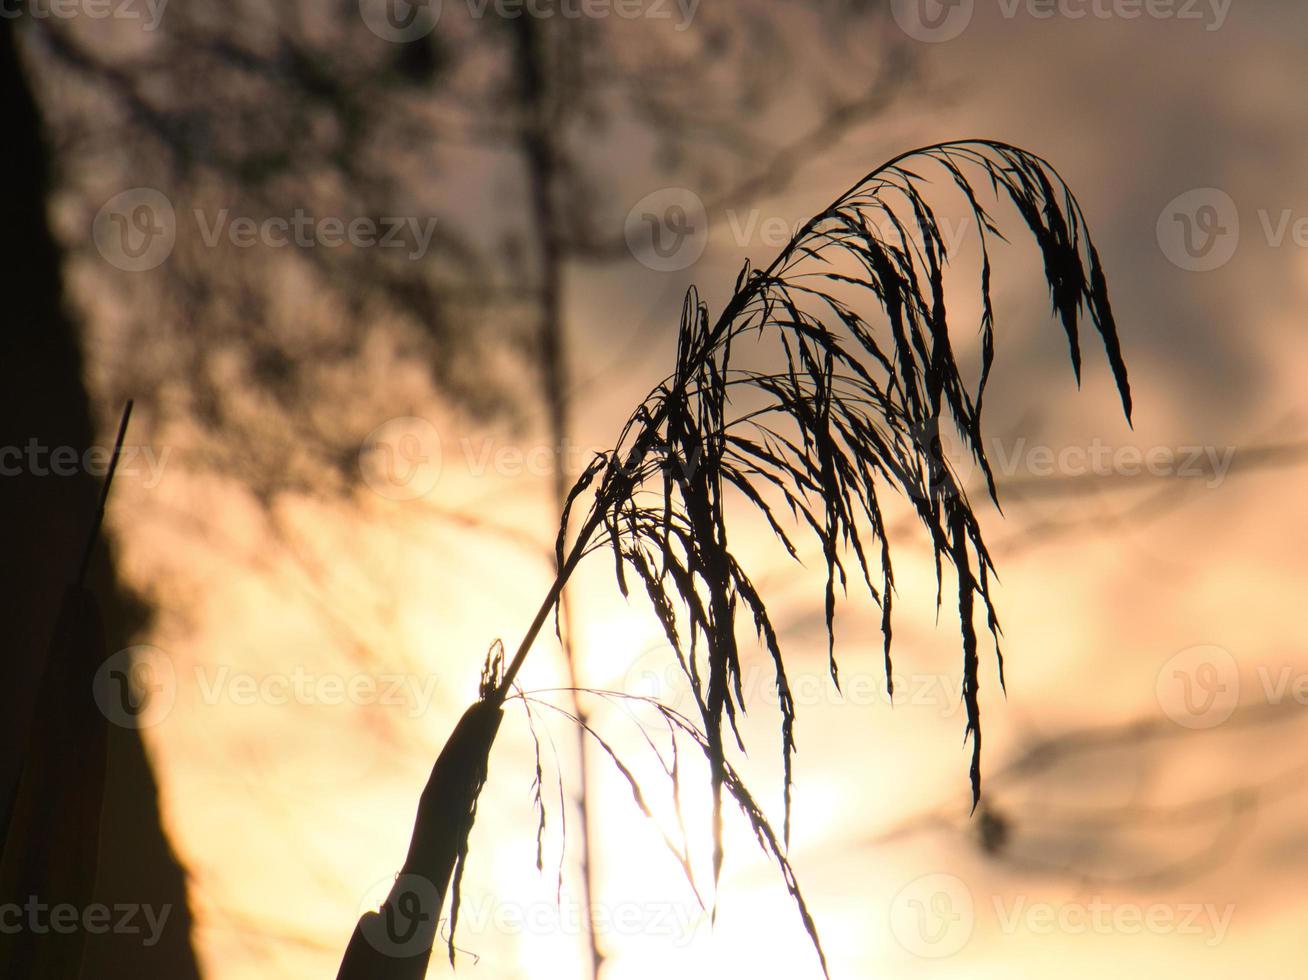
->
left=0, top=14, right=201, bottom=979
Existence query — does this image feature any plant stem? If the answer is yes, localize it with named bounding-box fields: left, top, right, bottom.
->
left=493, top=505, right=608, bottom=704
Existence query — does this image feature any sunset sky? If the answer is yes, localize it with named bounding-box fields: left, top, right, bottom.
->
left=36, top=1, right=1308, bottom=976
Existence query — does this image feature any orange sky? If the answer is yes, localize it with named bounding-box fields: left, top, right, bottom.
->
left=77, top=2, right=1308, bottom=977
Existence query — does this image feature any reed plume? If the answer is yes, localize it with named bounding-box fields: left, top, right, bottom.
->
left=338, top=138, right=1132, bottom=979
